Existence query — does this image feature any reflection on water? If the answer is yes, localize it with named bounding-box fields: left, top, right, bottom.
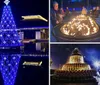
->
left=0, top=36, right=48, bottom=85
left=0, top=53, right=21, bottom=85
left=0, top=42, right=48, bottom=85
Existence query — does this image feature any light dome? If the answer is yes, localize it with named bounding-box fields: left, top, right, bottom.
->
left=61, top=48, right=91, bottom=71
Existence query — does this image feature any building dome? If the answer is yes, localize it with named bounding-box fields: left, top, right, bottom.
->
left=51, top=48, right=97, bottom=85
left=61, top=48, right=91, bottom=71
left=68, top=48, right=84, bottom=64
left=61, top=14, right=99, bottom=37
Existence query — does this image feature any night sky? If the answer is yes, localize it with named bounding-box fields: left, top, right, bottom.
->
left=0, top=0, right=48, bottom=27
left=51, top=0, right=99, bottom=9
left=51, top=44, right=100, bottom=70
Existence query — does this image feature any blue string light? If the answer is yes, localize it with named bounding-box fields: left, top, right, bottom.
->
left=0, top=1, right=22, bottom=85
left=0, top=0, right=22, bottom=47
left=0, top=54, right=21, bottom=85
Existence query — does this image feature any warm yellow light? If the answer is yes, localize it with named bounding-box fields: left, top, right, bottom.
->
left=23, top=61, right=42, bottom=66
left=61, top=14, right=99, bottom=37
left=22, top=15, right=48, bottom=22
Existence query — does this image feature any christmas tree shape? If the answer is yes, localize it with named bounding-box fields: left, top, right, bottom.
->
left=0, top=1, right=22, bottom=85
left=0, top=0, right=21, bottom=47
left=0, top=54, right=21, bottom=85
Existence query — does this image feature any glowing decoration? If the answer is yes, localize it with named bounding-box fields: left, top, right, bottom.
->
left=23, top=61, right=42, bottom=66
left=0, top=0, right=22, bottom=47
left=4, top=0, right=10, bottom=5
left=61, top=15, right=99, bottom=37
left=61, top=48, right=91, bottom=71
left=0, top=54, right=21, bottom=85
left=22, top=15, right=48, bottom=22
left=22, top=39, right=36, bottom=43
left=19, top=27, right=48, bottom=30
left=52, top=48, right=97, bottom=85
left=0, top=1, right=22, bottom=85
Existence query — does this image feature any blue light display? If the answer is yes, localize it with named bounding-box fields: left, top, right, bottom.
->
left=0, top=54, right=21, bottom=85
left=0, top=0, right=22, bottom=47
left=0, top=1, right=22, bottom=85
left=71, top=0, right=82, bottom=2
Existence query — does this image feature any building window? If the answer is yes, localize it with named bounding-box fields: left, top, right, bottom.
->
left=35, top=31, right=41, bottom=39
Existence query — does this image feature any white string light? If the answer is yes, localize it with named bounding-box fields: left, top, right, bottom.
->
left=4, top=0, right=10, bottom=5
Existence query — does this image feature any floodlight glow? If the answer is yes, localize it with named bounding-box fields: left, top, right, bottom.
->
left=94, top=61, right=100, bottom=68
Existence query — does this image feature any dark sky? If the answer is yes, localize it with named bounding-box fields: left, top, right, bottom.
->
left=51, top=44, right=100, bottom=70
left=0, top=0, right=48, bottom=27
left=51, top=0, right=99, bottom=9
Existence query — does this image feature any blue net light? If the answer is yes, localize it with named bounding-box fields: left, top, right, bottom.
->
left=0, top=0, right=22, bottom=47
left=0, top=1, right=22, bottom=85
left=0, top=54, right=21, bottom=85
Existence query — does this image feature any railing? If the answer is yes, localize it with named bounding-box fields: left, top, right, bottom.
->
left=0, top=27, right=48, bottom=31
left=22, top=39, right=48, bottom=43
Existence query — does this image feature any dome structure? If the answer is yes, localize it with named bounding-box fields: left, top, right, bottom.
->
left=52, top=48, right=97, bottom=83
left=61, top=48, right=91, bottom=71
